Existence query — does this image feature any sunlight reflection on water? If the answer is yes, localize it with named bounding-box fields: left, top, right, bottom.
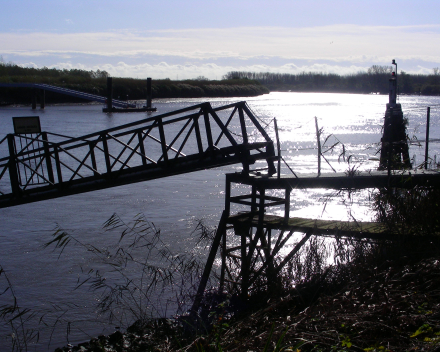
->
left=0, top=92, right=439, bottom=349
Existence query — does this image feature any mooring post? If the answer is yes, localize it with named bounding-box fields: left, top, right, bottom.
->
left=425, top=107, right=431, bottom=169
left=106, top=77, right=113, bottom=111
left=146, top=77, right=152, bottom=109
left=39, top=89, right=45, bottom=109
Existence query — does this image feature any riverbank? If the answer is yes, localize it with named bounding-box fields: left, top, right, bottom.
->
left=54, top=253, right=440, bottom=351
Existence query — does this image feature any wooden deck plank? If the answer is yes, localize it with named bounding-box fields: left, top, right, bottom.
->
left=227, top=213, right=395, bottom=240
left=226, top=170, right=440, bottom=190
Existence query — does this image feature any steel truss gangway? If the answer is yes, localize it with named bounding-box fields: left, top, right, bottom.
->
left=0, top=83, right=135, bottom=108
left=0, top=102, right=277, bottom=208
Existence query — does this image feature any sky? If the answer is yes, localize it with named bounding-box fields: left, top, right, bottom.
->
left=1, top=0, right=440, bottom=80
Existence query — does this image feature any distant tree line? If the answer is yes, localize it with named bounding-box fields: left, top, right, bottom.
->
left=0, top=62, right=268, bottom=104
left=223, top=65, right=440, bottom=95
left=0, top=60, right=109, bottom=80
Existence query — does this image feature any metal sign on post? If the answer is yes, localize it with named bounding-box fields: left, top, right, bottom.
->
left=12, top=116, right=41, bottom=134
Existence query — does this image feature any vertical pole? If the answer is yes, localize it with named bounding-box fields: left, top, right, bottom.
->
left=203, top=107, right=214, bottom=151
left=238, top=106, right=248, bottom=144
left=284, top=187, right=290, bottom=222
left=241, top=223, right=249, bottom=300
left=106, top=77, right=113, bottom=111
left=137, top=131, right=147, bottom=166
left=101, top=133, right=112, bottom=175
left=190, top=210, right=227, bottom=317
left=425, top=107, right=431, bottom=169
left=89, top=142, right=99, bottom=176
left=40, top=89, right=45, bottom=109
left=193, top=115, right=204, bottom=154
left=7, top=134, right=20, bottom=195
left=220, top=174, right=231, bottom=292
left=225, top=174, right=231, bottom=215
left=146, top=77, right=152, bottom=109
left=251, top=185, right=257, bottom=213
left=274, top=118, right=281, bottom=178
left=157, top=118, right=169, bottom=163
left=220, top=226, right=226, bottom=292
left=41, top=132, right=54, bottom=184
left=53, top=146, right=63, bottom=184
left=315, top=116, right=321, bottom=176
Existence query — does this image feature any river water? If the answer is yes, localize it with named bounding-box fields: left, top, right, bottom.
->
left=0, top=92, right=439, bottom=350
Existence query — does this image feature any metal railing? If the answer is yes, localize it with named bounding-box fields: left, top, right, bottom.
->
left=0, top=101, right=277, bottom=207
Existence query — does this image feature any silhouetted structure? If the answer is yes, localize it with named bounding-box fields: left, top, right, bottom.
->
left=379, top=60, right=411, bottom=170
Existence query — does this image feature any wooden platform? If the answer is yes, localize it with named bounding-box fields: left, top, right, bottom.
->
left=227, top=170, right=440, bottom=190
left=227, top=213, right=398, bottom=240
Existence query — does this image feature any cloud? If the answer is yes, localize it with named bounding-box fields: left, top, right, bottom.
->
left=1, top=24, right=440, bottom=79
left=2, top=24, right=440, bottom=60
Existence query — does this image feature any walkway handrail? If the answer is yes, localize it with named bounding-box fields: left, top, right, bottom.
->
left=0, top=101, right=277, bottom=207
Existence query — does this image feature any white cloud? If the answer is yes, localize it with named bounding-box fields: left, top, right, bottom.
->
left=2, top=24, right=440, bottom=61
left=2, top=24, right=440, bottom=79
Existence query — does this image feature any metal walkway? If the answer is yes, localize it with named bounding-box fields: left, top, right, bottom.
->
left=0, top=83, right=135, bottom=108
left=0, top=101, right=276, bottom=208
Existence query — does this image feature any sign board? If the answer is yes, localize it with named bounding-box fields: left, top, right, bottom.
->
left=12, top=116, right=41, bottom=134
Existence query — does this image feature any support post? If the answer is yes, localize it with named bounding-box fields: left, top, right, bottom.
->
left=203, top=107, right=214, bottom=152
left=425, top=107, right=431, bottom=169
left=106, top=77, right=113, bottom=112
left=89, top=142, right=99, bottom=176
left=101, top=133, right=112, bottom=175
left=137, top=131, right=147, bottom=166
left=146, top=77, right=152, bottom=109
left=53, top=146, right=63, bottom=184
left=315, top=116, right=321, bottom=176
left=284, top=187, right=290, bottom=222
left=157, top=118, right=169, bottom=163
left=238, top=106, right=248, bottom=144
left=7, top=134, right=21, bottom=195
left=39, top=89, right=45, bottom=109
left=274, top=118, right=281, bottom=178
left=190, top=210, right=228, bottom=317
left=41, top=132, right=54, bottom=184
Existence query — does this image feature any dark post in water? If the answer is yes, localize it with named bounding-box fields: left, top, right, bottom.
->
left=146, top=77, right=152, bottom=109
left=106, top=77, right=113, bottom=111
left=379, top=60, right=411, bottom=170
